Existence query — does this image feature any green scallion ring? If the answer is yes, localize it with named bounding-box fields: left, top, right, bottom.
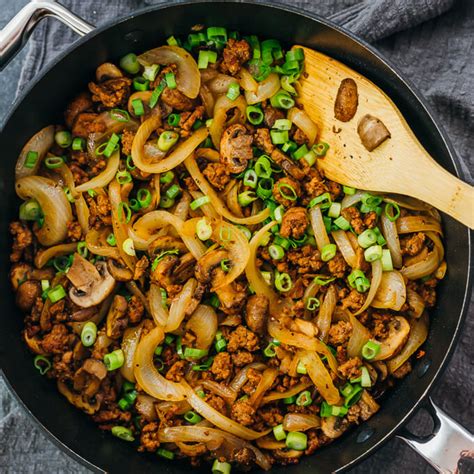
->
left=33, top=355, right=51, bottom=375
left=137, top=188, right=152, bottom=208
left=111, top=426, right=135, bottom=442
left=44, top=156, right=65, bottom=169
left=119, top=53, right=140, bottom=74
left=81, top=321, right=98, bottom=347
left=104, top=349, right=125, bottom=371
left=55, top=131, right=72, bottom=148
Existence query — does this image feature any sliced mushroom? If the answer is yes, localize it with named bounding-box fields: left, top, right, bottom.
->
left=71, top=307, right=99, bottom=322
left=214, top=270, right=246, bottom=312
left=10, top=263, right=32, bottom=291
left=151, top=254, right=181, bottom=295
left=174, top=252, right=196, bottom=284
left=96, top=62, right=123, bottom=82
left=372, top=361, right=388, bottom=381
left=334, top=78, right=358, bottom=122
left=73, top=358, right=108, bottom=398
left=245, top=295, right=269, bottom=335
left=106, top=295, right=129, bottom=340
left=16, top=280, right=41, bottom=312
left=107, top=258, right=134, bottom=282
left=357, top=390, right=380, bottom=420
left=195, top=248, right=229, bottom=285
left=24, top=333, right=47, bottom=355
left=270, top=148, right=305, bottom=180
left=321, top=415, right=350, bottom=439
left=373, top=316, right=410, bottom=360
left=185, top=281, right=206, bottom=317
left=220, top=124, right=253, bottom=174
left=357, top=114, right=391, bottom=151
left=58, top=380, right=100, bottom=415
left=66, top=253, right=116, bottom=308
left=64, top=92, right=93, bottom=129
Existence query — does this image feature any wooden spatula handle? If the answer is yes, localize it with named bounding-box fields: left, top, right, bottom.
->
left=398, top=160, right=474, bottom=228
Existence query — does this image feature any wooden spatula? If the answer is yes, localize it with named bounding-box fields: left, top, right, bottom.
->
left=296, top=46, right=474, bottom=229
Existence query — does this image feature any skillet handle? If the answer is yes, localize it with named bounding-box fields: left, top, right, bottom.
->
left=0, top=0, right=94, bottom=71
left=397, top=398, right=474, bottom=473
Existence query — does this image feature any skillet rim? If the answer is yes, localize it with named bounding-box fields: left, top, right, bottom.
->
left=0, top=1, right=472, bottom=473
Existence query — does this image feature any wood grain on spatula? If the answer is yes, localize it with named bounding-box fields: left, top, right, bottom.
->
left=295, top=46, right=474, bottom=229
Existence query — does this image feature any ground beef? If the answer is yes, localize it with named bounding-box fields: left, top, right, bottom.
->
left=327, top=253, right=347, bottom=278
left=231, top=399, right=256, bottom=426
left=338, top=357, right=362, bottom=379
left=231, top=350, right=255, bottom=367
left=88, top=194, right=112, bottom=229
left=392, top=360, right=412, bottom=379
left=166, top=360, right=187, bottom=382
left=328, top=321, right=352, bottom=346
left=253, top=128, right=274, bottom=154
left=326, top=180, right=342, bottom=200
left=292, top=128, right=308, bottom=145
left=420, top=283, right=436, bottom=307
left=258, top=405, right=283, bottom=427
left=93, top=407, right=131, bottom=426
left=286, top=245, right=323, bottom=273
left=10, top=222, right=33, bottom=263
left=342, top=207, right=365, bottom=234
left=127, top=295, right=144, bottom=324
left=303, top=176, right=328, bottom=200
left=241, top=368, right=262, bottom=395
left=41, top=324, right=75, bottom=355
left=273, top=177, right=301, bottom=208
left=66, top=221, right=82, bottom=242
left=371, top=313, right=391, bottom=339
left=179, top=106, right=205, bottom=131
left=204, top=394, right=227, bottom=414
left=161, top=87, right=195, bottom=112
left=88, top=77, right=132, bottom=107
left=401, top=232, right=426, bottom=256
left=211, top=352, right=232, bottom=381
left=140, top=422, right=160, bottom=452
left=220, top=39, right=251, bottom=76
left=364, top=211, right=378, bottom=229
left=133, top=255, right=149, bottom=281
left=121, top=129, right=135, bottom=156
left=280, top=207, right=308, bottom=239
left=72, top=112, right=107, bottom=138
left=233, top=447, right=256, bottom=467
left=227, top=326, right=260, bottom=353
left=341, top=289, right=365, bottom=311
left=203, top=163, right=230, bottom=190
left=64, top=92, right=93, bottom=128
left=263, top=105, right=285, bottom=128
left=49, top=300, right=67, bottom=323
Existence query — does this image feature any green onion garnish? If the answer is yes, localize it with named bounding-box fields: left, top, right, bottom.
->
left=274, top=271, right=292, bottom=292
left=184, top=411, right=202, bottom=424
left=81, top=321, right=97, bottom=347
left=157, top=131, right=179, bottom=152
left=190, top=195, right=210, bottom=210
left=55, top=130, right=72, bottom=148
left=104, top=349, right=125, bottom=371
left=24, top=150, right=39, bottom=168
left=246, top=105, right=264, bottom=125
left=131, top=98, right=145, bottom=116
left=306, top=297, right=320, bottom=311
left=119, top=52, right=140, bottom=74
left=47, top=285, right=66, bottom=303
left=167, top=113, right=181, bottom=127
left=321, top=243, right=337, bottom=262
left=33, top=355, right=51, bottom=375
left=296, top=390, right=313, bottom=407
left=133, top=76, right=149, bottom=91
left=137, top=188, right=152, bottom=208
left=285, top=431, right=307, bottom=451
left=111, top=426, right=135, bottom=442
left=361, top=341, right=381, bottom=360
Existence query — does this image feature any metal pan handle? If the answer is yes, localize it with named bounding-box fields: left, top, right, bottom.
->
left=0, top=0, right=94, bottom=71
left=397, top=398, right=474, bottom=473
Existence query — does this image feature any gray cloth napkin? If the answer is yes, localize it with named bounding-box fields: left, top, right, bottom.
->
left=2, top=0, right=473, bottom=473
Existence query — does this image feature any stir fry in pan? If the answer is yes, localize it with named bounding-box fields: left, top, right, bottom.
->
left=10, top=27, right=446, bottom=471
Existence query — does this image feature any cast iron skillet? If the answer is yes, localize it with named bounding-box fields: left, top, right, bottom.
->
left=0, top=1, right=472, bottom=473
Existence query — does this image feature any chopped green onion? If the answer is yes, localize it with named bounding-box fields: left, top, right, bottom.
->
left=381, top=249, right=393, bottom=271
left=348, top=269, right=365, bottom=287
left=238, top=190, right=258, bottom=207
left=116, top=169, right=132, bottom=185
left=143, top=64, right=160, bottom=82
left=212, top=459, right=231, bottom=474
left=190, top=195, right=210, bottom=211
left=104, top=349, right=125, bottom=371
left=306, top=297, right=320, bottom=310
left=110, top=108, right=130, bottom=123
left=278, top=182, right=297, bottom=201
left=296, top=360, right=307, bottom=374
left=166, top=184, right=181, bottom=200
left=160, top=170, right=175, bottom=184
left=19, top=199, right=42, bottom=221
left=159, top=196, right=175, bottom=209
left=81, top=321, right=97, bottom=347
left=220, top=259, right=231, bottom=273
left=167, top=35, right=179, bottom=46
left=256, top=178, right=274, bottom=199
left=313, top=142, right=330, bottom=157
left=270, top=90, right=295, bottom=109
left=255, top=155, right=272, bottom=178
left=362, top=193, right=383, bottom=209
left=361, top=366, right=372, bottom=387
left=364, top=244, right=383, bottom=262
left=355, top=276, right=370, bottom=293
left=167, top=113, right=181, bottom=127
left=215, top=338, right=227, bottom=353
left=296, top=390, right=312, bottom=407
left=133, top=76, right=149, bottom=91
left=24, top=151, right=39, bottom=168
left=273, top=118, right=292, bottom=130
left=118, top=202, right=132, bottom=224
left=293, top=144, right=309, bottom=160
left=261, top=39, right=283, bottom=65
left=273, top=424, right=287, bottom=441
left=197, top=50, right=218, bottom=69
left=164, top=71, right=177, bottom=89
left=226, top=82, right=241, bottom=101
left=154, top=345, right=163, bottom=356
left=362, top=341, right=381, bottom=360
left=129, top=198, right=140, bottom=212
left=268, top=244, right=285, bottom=260
left=47, top=285, right=66, bottom=303
left=321, top=243, right=337, bottom=262
left=243, top=169, right=258, bottom=188
left=236, top=225, right=252, bottom=240
left=385, top=202, right=401, bottom=221
left=158, top=131, right=179, bottom=152
left=33, top=355, right=51, bottom=375
left=87, top=189, right=97, bottom=198
left=331, top=405, right=349, bottom=416
left=44, top=156, right=64, bottom=169
left=196, top=218, right=212, bottom=240
left=320, top=401, right=333, bottom=417
left=281, top=74, right=297, bottom=95
left=71, top=137, right=84, bottom=151
left=343, top=185, right=356, bottom=195
left=261, top=271, right=273, bottom=285
left=270, top=129, right=289, bottom=145
left=357, top=229, right=378, bottom=248
left=283, top=395, right=296, bottom=404
left=285, top=431, right=307, bottom=451
left=246, top=105, right=264, bottom=125
left=207, top=26, right=227, bottom=43
left=131, top=98, right=145, bottom=116
left=282, top=141, right=297, bottom=154
left=122, top=238, right=136, bottom=256
left=314, top=275, right=336, bottom=286
left=96, top=133, right=120, bottom=158
left=263, top=342, right=277, bottom=357
left=303, top=150, right=317, bottom=167
left=344, top=384, right=363, bottom=407
left=334, top=216, right=351, bottom=230
left=76, top=241, right=88, bottom=258
left=273, top=205, right=285, bottom=223
left=157, top=447, right=175, bottom=460
left=309, top=192, right=332, bottom=209
left=328, top=202, right=341, bottom=218
left=183, top=410, right=202, bottom=424
left=53, top=255, right=72, bottom=273
left=136, top=188, right=151, bottom=208
left=275, top=272, right=292, bottom=292
left=149, top=81, right=166, bottom=108
left=120, top=53, right=140, bottom=74
left=106, top=233, right=116, bottom=246
left=63, top=186, right=75, bottom=203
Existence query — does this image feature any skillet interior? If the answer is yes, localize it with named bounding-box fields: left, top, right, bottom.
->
left=0, top=2, right=471, bottom=473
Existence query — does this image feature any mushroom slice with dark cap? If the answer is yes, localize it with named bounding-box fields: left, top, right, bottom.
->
left=373, top=316, right=411, bottom=360
left=195, top=248, right=229, bottom=286
left=220, top=123, right=253, bottom=174
left=66, top=253, right=116, bottom=308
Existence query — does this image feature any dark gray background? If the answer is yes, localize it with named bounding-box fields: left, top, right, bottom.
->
left=1, top=0, right=472, bottom=473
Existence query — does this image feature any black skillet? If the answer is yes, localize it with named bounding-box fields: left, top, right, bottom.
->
left=0, top=1, right=472, bottom=473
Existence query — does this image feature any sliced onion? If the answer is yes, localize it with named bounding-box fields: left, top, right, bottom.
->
left=244, top=73, right=280, bottom=105
left=261, top=381, right=312, bottom=405
left=180, top=380, right=270, bottom=440
left=347, top=312, right=371, bottom=358
left=174, top=191, right=191, bottom=221
left=354, top=259, right=383, bottom=315
left=57, top=381, right=100, bottom=415
left=303, top=278, right=321, bottom=319
left=407, top=289, right=426, bottom=319
left=132, top=115, right=208, bottom=174
left=341, top=190, right=366, bottom=209
left=372, top=270, right=406, bottom=311
left=16, top=176, right=73, bottom=246
left=210, top=95, right=247, bottom=148
left=288, top=107, right=318, bottom=146
left=384, top=194, right=433, bottom=211
left=135, top=394, right=158, bottom=421
left=332, top=230, right=357, bottom=268
left=401, top=247, right=440, bottom=280
left=16, top=125, right=55, bottom=180
left=185, top=305, right=218, bottom=350
left=149, top=283, right=168, bottom=327
left=426, top=231, right=445, bottom=262
left=127, top=91, right=152, bottom=117
left=75, top=194, right=90, bottom=235
left=201, top=380, right=236, bottom=403
left=283, top=413, right=321, bottom=432
left=165, top=279, right=197, bottom=332
left=396, top=215, right=443, bottom=235
left=310, top=206, right=330, bottom=252
left=229, top=362, right=267, bottom=393
left=121, top=323, right=143, bottom=382
left=381, top=213, right=402, bottom=268
left=75, top=150, right=120, bottom=193
left=298, top=350, right=341, bottom=405
left=184, top=155, right=270, bottom=224
left=207, top=73, right=237, bottom=94
left=238, top=67, right=258, bottom=93
left=316, top=285, right=336, bottom=342
left=190, top=190, right=219, bottom=218
left=134, top=326, right=186, bottom=401
left=248, top=368, right=278, bottom=407
left=199, top=84, right=215, bottom=117
left=85, top=228, right=121, bottom=259
left=256, top=437, right=286, bottom=450
left=138, top=45, right=200, bottom=98
left=34, top=243, right=77, bottom=268
left=387, top=313, right=429, bottom=373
